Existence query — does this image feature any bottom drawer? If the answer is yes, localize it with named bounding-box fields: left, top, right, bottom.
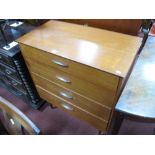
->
left=36, top=85, right=108, bottom=132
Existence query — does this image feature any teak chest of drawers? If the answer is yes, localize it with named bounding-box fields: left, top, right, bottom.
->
left=17, top=20, right=142, bottom=132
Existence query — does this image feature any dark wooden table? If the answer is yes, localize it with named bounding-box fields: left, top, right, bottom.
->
left=112, top=36, right=155, bottom=134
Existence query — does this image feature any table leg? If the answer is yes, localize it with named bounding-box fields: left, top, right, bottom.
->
left=107, top=111, right=125, bottom=135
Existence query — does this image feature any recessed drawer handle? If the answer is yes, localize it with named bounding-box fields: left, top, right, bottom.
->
left=59, top=92, right=73, bottom=99
left=56, top=76, right=71, bottom=83
left=61, top=103, right=74, bottom=111
left=5, top=69, right=12, bottom=75
left=52, top=59, right=68, bottom=67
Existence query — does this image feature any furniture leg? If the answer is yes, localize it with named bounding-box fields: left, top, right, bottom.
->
left=107, top=111, right=125, bottom=135
left=50, top=104, right=57, bottom=109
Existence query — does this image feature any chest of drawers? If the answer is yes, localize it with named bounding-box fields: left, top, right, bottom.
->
left=17, top=20, right=142, bottom=132
left=0, top=45, right=44, bottom=109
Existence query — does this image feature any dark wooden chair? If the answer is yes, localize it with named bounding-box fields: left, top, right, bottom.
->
left=0, top=96, right=41, bottom=135
left=0, top=116, right=7, bottom=134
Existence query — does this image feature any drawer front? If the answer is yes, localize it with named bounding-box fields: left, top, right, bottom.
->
left=0, top=53, right=14, bottom=68
left=31, top=72, right=111, bottom=121
left=5, top=84, right=29, bottom=102
left=20, top=44, right=119, bottom=92
left=0, top=71, right=8, bottom=85
left=0, top=72, right=28, bottom=98
left=0, top=63, right=21, bottom=82
left=5, top=75, right=26, bottom=94
left=7, top=84, right=27, bottom=97
left=36, top=85, right=108, bottom=132
left=26, top=58, right=116, bottom=108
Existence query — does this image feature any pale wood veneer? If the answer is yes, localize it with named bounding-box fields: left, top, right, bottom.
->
left=17, top=20, right=142, bottom=132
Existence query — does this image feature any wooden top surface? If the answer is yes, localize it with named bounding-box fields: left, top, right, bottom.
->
left=17, top=20, right=142, bottom=77
left=116, top=36, right=155, bottom=119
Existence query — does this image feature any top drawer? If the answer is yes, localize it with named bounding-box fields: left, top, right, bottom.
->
left=20, top=44, right=120, bottom=92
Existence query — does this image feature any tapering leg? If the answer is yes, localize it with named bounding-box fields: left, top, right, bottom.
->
left=107, top=111, right=125, bottom=135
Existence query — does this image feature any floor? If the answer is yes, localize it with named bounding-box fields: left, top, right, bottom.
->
left=0, top=20, right=155, bottom=135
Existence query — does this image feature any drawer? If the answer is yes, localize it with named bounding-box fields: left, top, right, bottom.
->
left=5, top=75, right=26, bottom=94
left=0, top=63, right=21, bottom=82
left=8, top=83, right=27, bottom=97
left=0, top=53, right=14, bottom=68
left=36, top=85, right=108, bottom=132
left=6, top=84, right=29, bottom=102
left=31, top=72, right=111, bottom=121
left=0, top=71, right=8, bottom=85
left=20, top=44, right=119, bottom=92
left=26, top=58, right=116, bottom=108
left=0, top=72, right=28, bottom=98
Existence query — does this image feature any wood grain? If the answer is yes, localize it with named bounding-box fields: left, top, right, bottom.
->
left=36, top=85, right=108, bottom=132
left=17, top=20, right=142, bottom=77
left=20, top=44, right=119, bottom=91
left=17, top=20, right=142, bottom=132
left=31, top=72, right=111, bottom=121
left=25, top=58, right=117, bottom=107
left=0, top=96, right=41, bottom=135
